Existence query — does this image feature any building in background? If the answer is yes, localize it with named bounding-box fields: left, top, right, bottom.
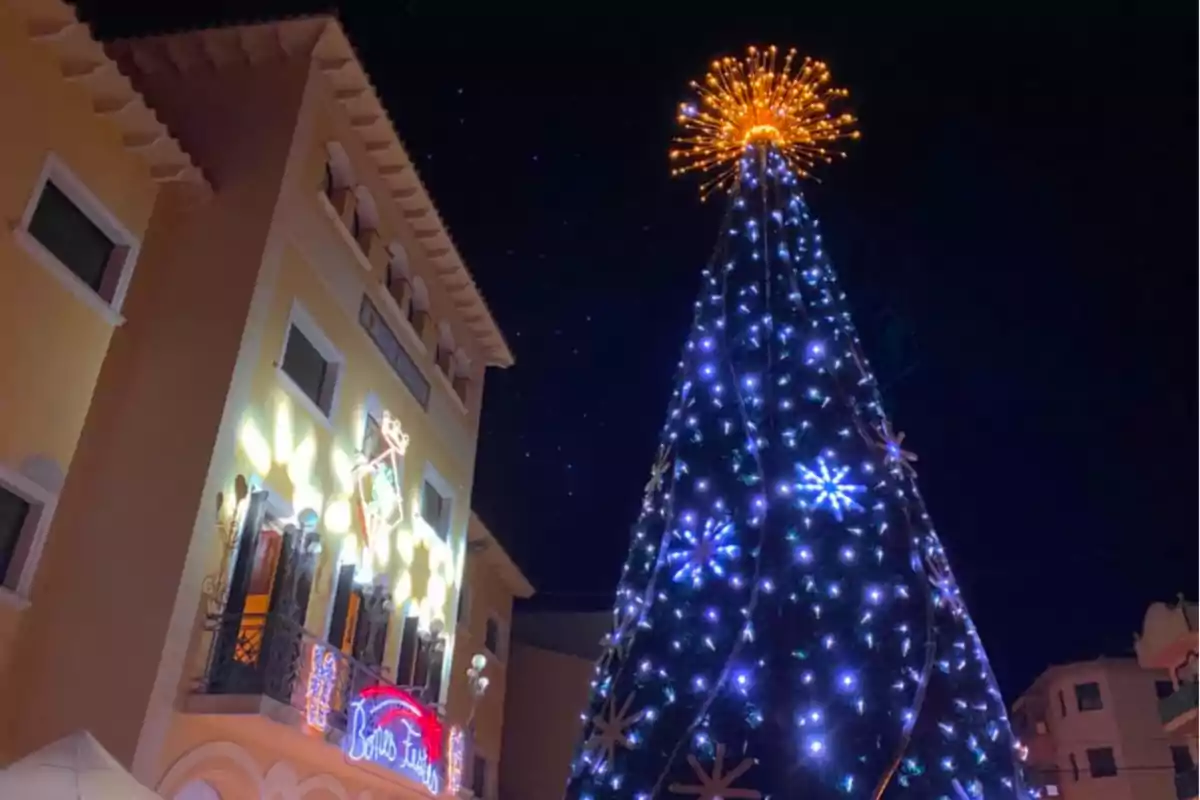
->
left=447, top=514, right=534, bottom=800
left=1011, top=657, right=1195, bottom=800
left=1136, top=595, right=1199, bottom=800
left=500, top=609, right=610, bottom=800
left=0, top=5, right=516, bottom=799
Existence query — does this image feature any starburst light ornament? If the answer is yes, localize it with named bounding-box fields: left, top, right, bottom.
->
left=670, top=45, right=860, bottom=198
left=667, top=517, right=740, bottom=586
left=872, top=418, right=919, bottom=476
left=668, top=743, right=762, bottom=800
left=585, top=693, right=645, bottom=773
left=795, top=457, right=865, bottom=521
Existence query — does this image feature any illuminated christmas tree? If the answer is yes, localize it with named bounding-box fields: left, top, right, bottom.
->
left=564, top=47, right=1030, bottom=800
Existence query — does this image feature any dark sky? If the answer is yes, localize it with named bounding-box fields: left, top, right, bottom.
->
left=84, top=5, right=1197, bottom=698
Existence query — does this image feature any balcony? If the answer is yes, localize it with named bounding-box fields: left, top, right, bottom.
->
left=1176, top=768, right=1198, bottom=800
left=195, top=612, right=451, bottom=795
left=1159, top=680, right=1199, bottom=732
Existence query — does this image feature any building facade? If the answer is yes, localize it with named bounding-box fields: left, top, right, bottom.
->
left=1136, top=596, right=1199, bottom=800
left=448, top=515, right=534, bottom=800
left=0, top=5, right=517, bottom=800
left=499, top=610, right=610, bottom=800
left=1012, top=657, right=1195, bottom=800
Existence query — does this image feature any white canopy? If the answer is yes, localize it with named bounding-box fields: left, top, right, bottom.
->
left=0, top=730, right=162, bottom=799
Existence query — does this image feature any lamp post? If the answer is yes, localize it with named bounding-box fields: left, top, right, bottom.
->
left=456, top=653, right=490, bottom=799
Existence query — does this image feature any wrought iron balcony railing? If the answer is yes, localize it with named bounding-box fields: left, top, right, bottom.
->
left=197, top=611, right=439, bottom=736
left=1159, top=680, right=1199, bottom=730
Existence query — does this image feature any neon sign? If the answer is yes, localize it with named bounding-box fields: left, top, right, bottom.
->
left=305, top=644, right=337, bottom=732
left=446, top=726, right=465, bottom=796
left=344, top=686, right=443, bottom=794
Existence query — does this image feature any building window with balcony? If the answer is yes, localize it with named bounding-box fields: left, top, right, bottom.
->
left=1086, top=747, right=1117, bottom=778
left=394, top=614, right=444, bottom=703
left=279, top=304, right=342, bottom=420
left=421, top=479, right=451, bottom=542
left=1074, top=681, right=1103, bottom=711
left=16, top=154, right=140, bottom=321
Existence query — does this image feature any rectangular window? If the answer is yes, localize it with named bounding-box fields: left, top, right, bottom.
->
left=484, top=616, right=505, bottom=661
left=0, top=486, right=32, bottom=587
left=1172, top=745, right=1194, bottom=773
left=1156, top=679, right=1176, bottom=699
left=395, top=615, right=421, bottom=686
left=421, top=480, right=450, bottom=541
left=1086, top=747, right=1117, bottom=778
left=1075, top=682, right=1103, bottom=711
left=281, top=324, right=337, bottom=415
left=28, top=181, right=116, bottom=293
left=457, top=584, right=470, bottom=626
left=327, top=564, right=358, bottom=654
left=362, top=413, right=386, bottom=462
left=359, top=296, right=430, bottom=408
left=471, top=753, right=487, bottom=799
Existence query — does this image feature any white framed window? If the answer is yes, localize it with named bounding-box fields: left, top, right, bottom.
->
left=419, top=464, right=454, bottom=543
left=13, top=153, right=141, bottom=325
left=0, top=464, right=59, bottom=604
left=277, top=301, right=344, bottom=423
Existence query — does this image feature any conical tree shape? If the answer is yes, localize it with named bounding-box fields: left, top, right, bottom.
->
left=564, top=148, right=1029, bottom=799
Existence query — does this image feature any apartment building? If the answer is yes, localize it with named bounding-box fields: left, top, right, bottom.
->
left=500, top=609, right=610, bottom=800
left=1012, top=657, right=1195, bottom=800
left=0, top=4, right=517, bottom=798
left=1136, top=596, right=1199, bottom=800
left=447, top=514, right=534, bottom=800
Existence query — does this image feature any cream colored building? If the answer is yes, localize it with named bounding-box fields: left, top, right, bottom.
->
left=0, top=4, right=521, bottom=799
left=1012, top=657, right=1195, bottom=800
left=1136, top=595, right=1199, bottom=800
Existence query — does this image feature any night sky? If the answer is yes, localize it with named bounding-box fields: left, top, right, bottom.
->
left=84, top=5, right=1197, bottom=698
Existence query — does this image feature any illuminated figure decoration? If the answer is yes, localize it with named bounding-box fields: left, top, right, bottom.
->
left=354, top=410, right=410, bottom=577
left=305, top=644, right=338, bottom=732
left=344, top=685, right=444, bottom=793
left=446, top=726, right=466, bottom=796
left=565, top=47, right=1030, bottom=800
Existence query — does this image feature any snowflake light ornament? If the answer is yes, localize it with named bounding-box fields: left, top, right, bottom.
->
left=584, top=693, right=644, bottom=773
left=667, top=517, right=740, bottom=586
left=645, top=444, right=673, bottom=497
left=795, top=457, right=865, bottom=521
left=596, top=603, right=639, bottom=675
left=668, top=743, right=762, bottom=799
left=872, top=418, right=918, bottom=476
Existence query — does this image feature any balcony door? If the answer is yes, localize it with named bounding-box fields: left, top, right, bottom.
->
left=210, top=492, right=315, bottom=688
